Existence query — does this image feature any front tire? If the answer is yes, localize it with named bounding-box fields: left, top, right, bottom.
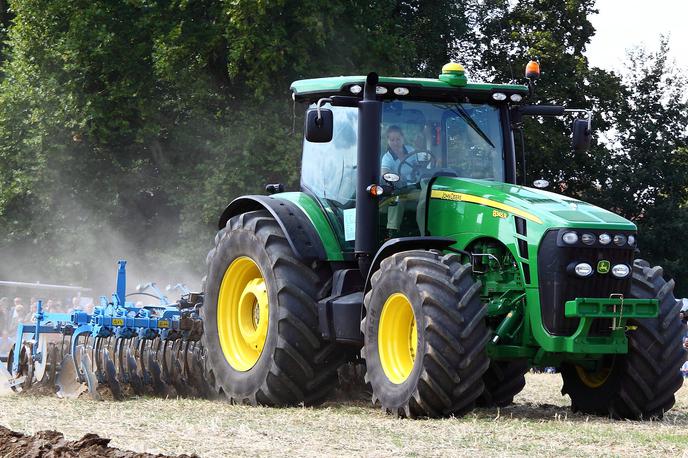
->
left=361, top=250, right=490, bottom=418
left=202, top=210, right=340, bottom=406
left=561, top=260, right=685, bottom=419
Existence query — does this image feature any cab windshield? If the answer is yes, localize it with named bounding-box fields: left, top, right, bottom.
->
left=381, top=100, right=504, bottom=182
left=300, top=99, right=505, bottom=247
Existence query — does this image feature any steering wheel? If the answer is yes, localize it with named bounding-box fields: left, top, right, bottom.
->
left=397, top=151, right=437, bottom=184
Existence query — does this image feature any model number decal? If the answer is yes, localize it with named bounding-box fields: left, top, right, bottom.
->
left=430, top=190, right=542, bottom=224
left=434, top=191, right=463, bottom=201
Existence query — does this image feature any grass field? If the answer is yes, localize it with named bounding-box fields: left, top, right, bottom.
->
left=0, top=373, right=686, bottom=457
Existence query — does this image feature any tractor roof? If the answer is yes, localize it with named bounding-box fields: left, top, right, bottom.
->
left=291, top=69, right=529, bottom=104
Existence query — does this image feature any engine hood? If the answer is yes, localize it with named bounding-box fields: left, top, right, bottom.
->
left=430, top=177, right=635, bottom=230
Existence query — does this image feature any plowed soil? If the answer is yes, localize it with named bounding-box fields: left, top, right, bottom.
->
left=0, top=426, right=198, bottom=458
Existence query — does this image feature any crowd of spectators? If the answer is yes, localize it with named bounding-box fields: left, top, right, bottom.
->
left=0, top=295, right=93, bottom=353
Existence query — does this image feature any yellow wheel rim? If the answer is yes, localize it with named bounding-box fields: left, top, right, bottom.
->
left=575, top=360, right=613, bottom=388
left=378, top=293, right=418, bottom=384
left=217, top=256, right=269, bottom=371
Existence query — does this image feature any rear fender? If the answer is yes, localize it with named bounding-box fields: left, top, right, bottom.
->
left=218, top=195, right=326, bottom=261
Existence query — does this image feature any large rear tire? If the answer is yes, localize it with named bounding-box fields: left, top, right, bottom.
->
left=361, top=250, right=490, bottom=418
left=202, top=210, right=341, bottom=406
left=561, top=260, right=685, bottom=419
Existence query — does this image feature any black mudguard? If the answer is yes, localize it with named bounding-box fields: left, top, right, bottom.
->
left=364, top=236, right=460, bottom=293
left=218, top=195, right=326, bottom=261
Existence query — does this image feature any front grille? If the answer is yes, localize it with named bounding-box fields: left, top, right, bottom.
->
left=537, top=229, right=635, bottom=336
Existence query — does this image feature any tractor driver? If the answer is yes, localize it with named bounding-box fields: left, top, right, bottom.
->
left=381, top=125, right=429, bottom=238
left=381, top=125, right=416, bottom=184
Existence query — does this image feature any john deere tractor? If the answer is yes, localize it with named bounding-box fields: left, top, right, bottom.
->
left=201, top=62, right=684, bottom=419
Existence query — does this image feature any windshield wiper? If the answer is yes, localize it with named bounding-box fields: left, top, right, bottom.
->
left=450, top=103, right=495, bottom=149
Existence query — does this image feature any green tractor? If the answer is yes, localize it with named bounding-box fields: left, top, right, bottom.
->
left=200, top=62, right=684, bottom=419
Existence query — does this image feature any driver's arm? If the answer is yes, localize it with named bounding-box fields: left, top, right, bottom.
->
left=380, top=151, right=395, bottom=177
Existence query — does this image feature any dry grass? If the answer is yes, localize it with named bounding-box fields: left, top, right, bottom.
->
left=0, top=373, right=686, bottom=457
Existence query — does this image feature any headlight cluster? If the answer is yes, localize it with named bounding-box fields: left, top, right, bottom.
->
left=562, top=231, right=636, bottom=247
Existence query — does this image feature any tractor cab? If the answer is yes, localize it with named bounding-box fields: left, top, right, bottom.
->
left=301, top=97, right=507, bottom=242
left=293, top=64, right=528, bottom=256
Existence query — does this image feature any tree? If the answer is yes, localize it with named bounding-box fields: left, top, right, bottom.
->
left=0, top=0, right=473, bottom=288
left=468, top=0, right=623, bottom=197
left=591, top=40, right=688, bottom=293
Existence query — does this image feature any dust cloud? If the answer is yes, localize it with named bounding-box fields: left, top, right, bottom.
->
left=0, top=195, right=214, bottom=302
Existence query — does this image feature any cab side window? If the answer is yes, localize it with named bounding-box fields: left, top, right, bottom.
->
left=301, top=105, right=358, bottom=248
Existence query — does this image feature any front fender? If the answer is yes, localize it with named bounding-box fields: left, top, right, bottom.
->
left=363, top=236, right=460, bottom=293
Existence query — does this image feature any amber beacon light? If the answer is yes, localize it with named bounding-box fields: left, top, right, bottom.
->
left=525, top=60, right=540, bottom=80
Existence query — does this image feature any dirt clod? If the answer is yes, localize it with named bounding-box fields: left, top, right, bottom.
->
left=0, top=426, right=198, bottom=458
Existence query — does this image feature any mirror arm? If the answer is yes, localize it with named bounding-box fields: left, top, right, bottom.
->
left=315, top=98, right=333, bottom=124
left=330, top=95, right=360, bottom=108
left=517, top=105, right=565, bottom=116
left=514, top=106, right=592, bottom=130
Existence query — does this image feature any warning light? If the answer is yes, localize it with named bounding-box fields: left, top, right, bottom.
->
left=525, top=60, right=540, bottom=80
left=439, top=62, right=468, bottom=87
left=367, top=184, right=384, bottom=196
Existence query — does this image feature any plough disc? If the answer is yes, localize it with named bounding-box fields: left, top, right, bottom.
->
left=6, top=342, right=34, bottom=393
left=185, top=341, right=212, bottom=398
left=80, top=348, right=102, bottom=401
left=146, top=338, right=167, bottom=395
left=170, top=339, right=189, bottom=396
left=56, top=354, right=86, bottom=399
left=102, top=346, right=123, bottom=400
left=45, top=343, right=60, bottom=387
left=93, top=336, right=105, bottom=384
left=32, top=336, right=48, bottom=383
left=126, top=339, right=144, bottom=395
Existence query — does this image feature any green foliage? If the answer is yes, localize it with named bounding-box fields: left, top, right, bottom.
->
left=470, top=0, right=622, bottom=197
left=590, top=40, right=688, bottom=292
left=0, top=0, right=469, bottom=288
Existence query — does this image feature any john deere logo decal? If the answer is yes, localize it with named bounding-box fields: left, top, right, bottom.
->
left=597, top=260, right=610, bottom=274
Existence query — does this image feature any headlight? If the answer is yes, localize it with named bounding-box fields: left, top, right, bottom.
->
left=611, top=264, right=630, bottom=278
left=574, top=263, right=594, bottom=277
left=599, top=233, right=611, bottom=245
left=581, top=233, right=595, bottom=245
left=562, top=231, right=578, bottom=244
left=613, top=234, right=627, bottom=246
left=628, top=235, right=636, bottom=246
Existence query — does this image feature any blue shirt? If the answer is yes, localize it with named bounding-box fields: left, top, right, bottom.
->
left=381, top=146, right=417, bottom=183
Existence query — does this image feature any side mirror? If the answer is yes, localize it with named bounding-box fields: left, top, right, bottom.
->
left=572, top=118, right=591, bottom=151
left=305, top=108, right=333, bottom=143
